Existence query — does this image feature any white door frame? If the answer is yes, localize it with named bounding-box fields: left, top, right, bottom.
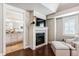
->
left=3, top=3, right=6, bottom=55
left=3, top=4, right=27, bottom=55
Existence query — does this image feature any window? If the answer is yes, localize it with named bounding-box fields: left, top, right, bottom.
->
left=63, top=16, right=76, bottom=35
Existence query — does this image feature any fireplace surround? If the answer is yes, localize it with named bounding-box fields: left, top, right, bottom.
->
left=29, top=27, right=48, bottom=50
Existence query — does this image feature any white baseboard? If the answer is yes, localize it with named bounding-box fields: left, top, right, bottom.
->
left=36, top=43, right=46, bottom=48
left=24, top=45, right=29, bottom=49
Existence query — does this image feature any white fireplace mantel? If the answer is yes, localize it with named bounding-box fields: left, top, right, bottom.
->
left=29, top=27, right=48, bottom=50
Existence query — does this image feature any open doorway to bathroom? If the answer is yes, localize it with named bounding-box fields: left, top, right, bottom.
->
left=3, top=4, right=25, bottom=54
left=6, top=19, right=24, bottom=54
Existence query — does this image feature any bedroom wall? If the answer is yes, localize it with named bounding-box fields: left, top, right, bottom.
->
left=46, top=19, right=54, bottom=43
left=56, top=18, right=63, bottom=41
left=25, top=11, right=30, bottom=47
left=56, top=14, right=79, bottom=41
left=47, top=5, right=79, bottom=41
left=0, top=3, right=3, bottom=55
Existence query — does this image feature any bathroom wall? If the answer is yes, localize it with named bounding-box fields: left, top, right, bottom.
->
left=5, top=4, right=31, bottom=49
left=6, top=32, right=23, bottom=44
left=5, top=5, right=24, bottom=45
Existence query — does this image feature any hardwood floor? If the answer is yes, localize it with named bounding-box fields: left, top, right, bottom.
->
left=6, top=44, right=55, bottom=56
left=6, top=42, right=23, bottom=54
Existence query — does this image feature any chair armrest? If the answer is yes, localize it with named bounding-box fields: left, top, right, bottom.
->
left=65, top=43, right=75, bottom=50
left=72, top=41, right=79, bottom=49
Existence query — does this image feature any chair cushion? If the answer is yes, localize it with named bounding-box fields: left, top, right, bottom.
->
left=64, top=39, right=75, bottom=44
left=51, top=41, right=69, bottom=50
left=65, top=43, right=75, bottom=50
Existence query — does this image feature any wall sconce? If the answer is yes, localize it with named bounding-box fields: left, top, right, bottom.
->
left=31, top=21, right=35, bottom=24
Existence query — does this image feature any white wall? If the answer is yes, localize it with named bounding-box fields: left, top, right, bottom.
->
left=47, top=5, right=79, bottom=41
left=28, top=11, right=34, bottom=48
left=25, top=11, right=30, bottom=47
left=56, top=15, right=79, bottom=41
left=56, top=18, right=63, bottom=41
left=0, top=3, right=3, bottom=55
left=46, top=19, right=54, bottom=43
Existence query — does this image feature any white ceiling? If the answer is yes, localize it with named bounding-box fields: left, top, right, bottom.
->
left=41, top=3, right=59, bottom=12
left=57, top=3, right=79, bottom=12
left=7, top=3, right=59, bottom=15
left=8, top=3, right=79, bottom=15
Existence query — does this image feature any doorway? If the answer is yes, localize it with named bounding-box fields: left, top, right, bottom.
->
left=3, top=4, right=26, bottom=55
left=6, top=20, right=24, bottom=54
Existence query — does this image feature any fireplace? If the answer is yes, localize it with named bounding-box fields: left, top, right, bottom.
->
left=29, top=27, right=48, bottom=50
left=36, top=33, right=45, bottom=46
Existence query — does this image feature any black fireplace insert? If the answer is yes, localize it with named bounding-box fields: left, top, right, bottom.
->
left=36, top=33, right=45, bottom=46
